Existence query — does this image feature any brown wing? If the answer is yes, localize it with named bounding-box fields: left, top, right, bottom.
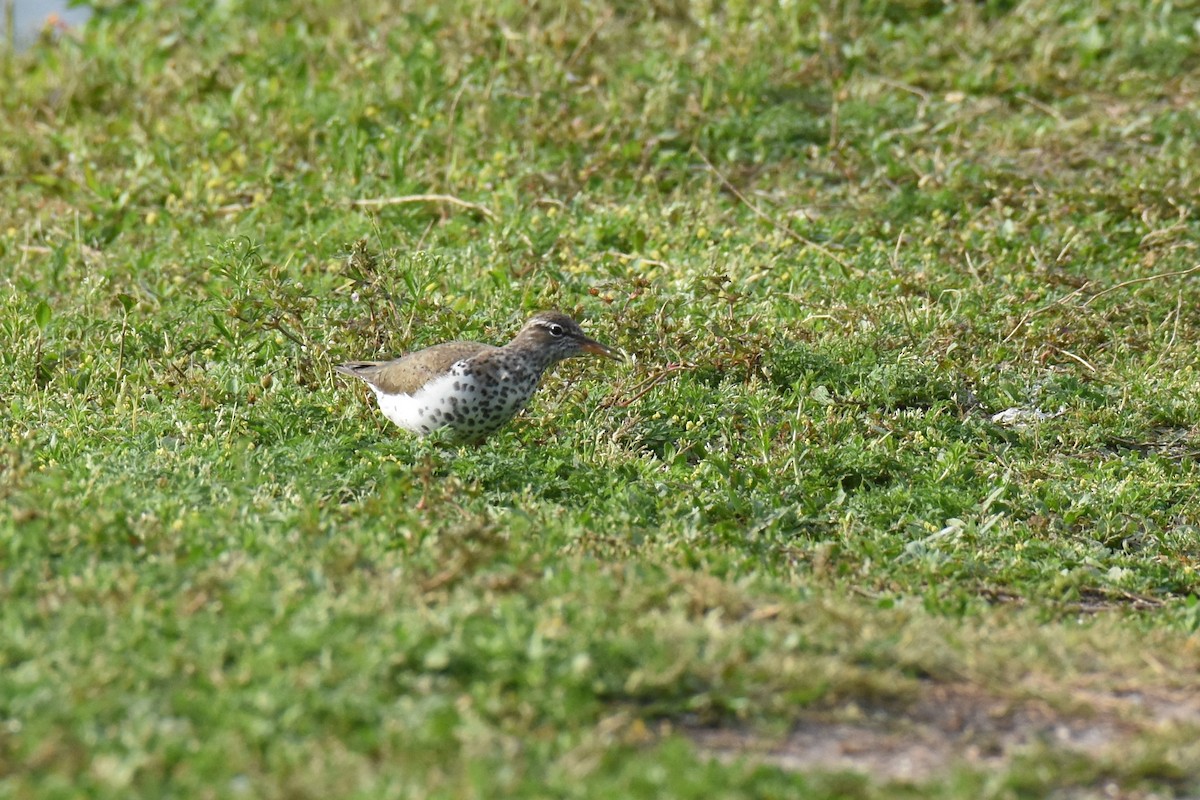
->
left=335, top=341, right=495, bottom=395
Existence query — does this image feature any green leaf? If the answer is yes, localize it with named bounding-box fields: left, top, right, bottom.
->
left=34, top=300, right=51, bottom=331
left=83, top=162, right=101, bottom=195
left=211, top=312, right=236, bottom=343
left=117, top=293, right=136, bottom=314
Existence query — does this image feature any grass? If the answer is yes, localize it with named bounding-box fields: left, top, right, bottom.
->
left=3, top=0, right=1200, bottom=796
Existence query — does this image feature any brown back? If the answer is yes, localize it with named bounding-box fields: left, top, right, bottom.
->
left=335, top=341, right=496, bottom=395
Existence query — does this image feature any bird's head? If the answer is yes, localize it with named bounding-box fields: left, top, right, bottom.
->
left=516, top=311, right=624, bottom=364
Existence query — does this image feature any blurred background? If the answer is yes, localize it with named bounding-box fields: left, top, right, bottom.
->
left=5, top=0, right=91, bottom=48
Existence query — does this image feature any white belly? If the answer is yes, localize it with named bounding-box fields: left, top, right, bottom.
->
left=369, top=365, right=534, bottom=438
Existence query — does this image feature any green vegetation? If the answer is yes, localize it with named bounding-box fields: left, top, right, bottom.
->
left=4, top=1, right=1200, bottom=796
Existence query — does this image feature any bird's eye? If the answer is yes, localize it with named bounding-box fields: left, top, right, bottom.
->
left=548, top=324, right=564, bottom=337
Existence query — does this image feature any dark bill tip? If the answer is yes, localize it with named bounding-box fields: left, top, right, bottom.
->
left=580, top=339, right=624, bottom=362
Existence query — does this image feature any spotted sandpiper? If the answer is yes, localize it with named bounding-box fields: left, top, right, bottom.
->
left=335, top=311, right=623, bottom=441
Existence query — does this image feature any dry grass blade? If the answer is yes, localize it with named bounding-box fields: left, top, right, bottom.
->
left=693, top=146, right=855, bottom=277
left=1082, top=263, right=1200, bottom=307
left=349, top=193, right=497, bottom=221
left=1001, top=282, right=1092, bottom=343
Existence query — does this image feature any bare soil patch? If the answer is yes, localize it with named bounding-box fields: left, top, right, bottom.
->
left=687, top=682, right=1200, bottom=784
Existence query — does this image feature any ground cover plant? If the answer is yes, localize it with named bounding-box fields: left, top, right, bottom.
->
left=3, top=0, right=1200, bottom=796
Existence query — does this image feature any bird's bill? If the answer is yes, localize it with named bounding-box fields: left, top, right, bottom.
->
left=580, top=337, right=624, bottom=361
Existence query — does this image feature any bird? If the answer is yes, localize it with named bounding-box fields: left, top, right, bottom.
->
left=335, top=311, right=623, bottom=441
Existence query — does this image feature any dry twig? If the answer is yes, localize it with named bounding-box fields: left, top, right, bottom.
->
left=607, top=362, right=695, bottom=408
